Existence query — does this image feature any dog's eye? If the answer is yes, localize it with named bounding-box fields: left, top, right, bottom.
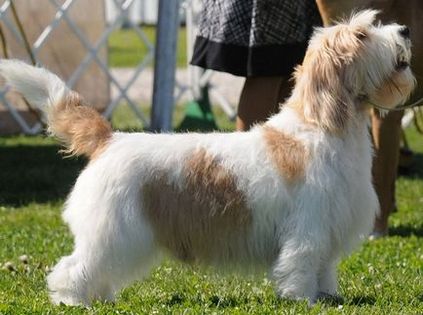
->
left=357, top=32, right=367, bottom=40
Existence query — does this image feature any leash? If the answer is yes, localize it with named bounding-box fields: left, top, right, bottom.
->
left=365, top=71, right=423, bottom=111
left=365, top=96, right=423, bottom=111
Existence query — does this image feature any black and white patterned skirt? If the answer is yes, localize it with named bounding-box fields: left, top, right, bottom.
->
left=190, top=0, right=322, bottom=77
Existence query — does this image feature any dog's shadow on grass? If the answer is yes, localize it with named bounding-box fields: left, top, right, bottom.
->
left=388, top=225, right=423, bottom=237
left=398, top=152, right=423, bottom=179
left=0, top=142, right=85, bottom=206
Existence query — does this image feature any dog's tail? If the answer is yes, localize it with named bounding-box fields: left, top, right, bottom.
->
left=0, top=59, right=112, bottom=158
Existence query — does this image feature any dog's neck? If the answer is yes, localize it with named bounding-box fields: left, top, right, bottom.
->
left=269, top=96, right=371, bottom=136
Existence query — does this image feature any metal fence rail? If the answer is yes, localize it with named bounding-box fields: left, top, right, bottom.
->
left=0, top=0, right=153, bottom=134
left=0, top=0, right=236, bottom=134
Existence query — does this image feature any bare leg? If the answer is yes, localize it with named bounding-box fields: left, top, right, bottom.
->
left=236, top=76, right=293, bottom=131
left=371, top=109, right=404, bottom=236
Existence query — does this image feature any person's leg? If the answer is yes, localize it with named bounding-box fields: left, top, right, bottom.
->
left=371, top=110, right=404, bottom=236
left=236, top=76, right=293, bottom=131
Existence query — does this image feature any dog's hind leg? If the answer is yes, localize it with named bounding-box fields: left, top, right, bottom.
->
left=47, top=215, right=158, bottom=305
left=47, top=248, right=125, bottom=305
left=48, top=185, right=159, bottom=306
left=47, top=252, right=92, bottom=305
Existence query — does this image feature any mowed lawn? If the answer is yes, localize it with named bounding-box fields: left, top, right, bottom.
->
left=108, top=26, right=188, bottom=68
left=0, top=104, right=422, bottom=314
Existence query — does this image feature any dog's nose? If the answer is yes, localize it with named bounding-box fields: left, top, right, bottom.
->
left=399, top=26, right=410, bottom=38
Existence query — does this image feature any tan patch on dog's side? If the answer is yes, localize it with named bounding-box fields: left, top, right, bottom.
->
left=49, top=91, right=112, bottom=158
left=143, top=149, right=252, bottom=263
left=263, top=126, right=308, bottom=182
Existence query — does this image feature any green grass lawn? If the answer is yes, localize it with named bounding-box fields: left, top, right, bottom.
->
left=0, top=108, right=422, bottom=314
left=108, top=26, right=188, bottom=68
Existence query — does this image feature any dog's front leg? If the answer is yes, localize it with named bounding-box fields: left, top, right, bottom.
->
left=270, top=206, right=332, bottom=305
left=271, top=237, right=322, bottom=304
left=317, top=248, right=340, bottom=296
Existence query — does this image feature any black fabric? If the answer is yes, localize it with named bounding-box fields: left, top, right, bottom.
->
left=190, top=0, right=322, bottom=77
left=191, top=36, right=309, bottom=77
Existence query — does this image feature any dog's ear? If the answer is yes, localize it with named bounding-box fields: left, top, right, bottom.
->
left=294, top=39, right=353, bottom=133
left=344, top=9, right=379, bottom=41
left=293, top=15, right=372, bottom=133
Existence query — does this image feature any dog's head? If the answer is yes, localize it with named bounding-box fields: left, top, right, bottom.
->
left=292, top=10, right=416, bottom=132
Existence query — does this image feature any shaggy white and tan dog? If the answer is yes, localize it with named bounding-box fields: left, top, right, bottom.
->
left=0, top=10, right=415, bottom=306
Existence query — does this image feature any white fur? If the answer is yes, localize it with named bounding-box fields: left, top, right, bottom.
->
left=0, top=59, right=68, bottom=110
left=0, top=10, right=415, bottom=306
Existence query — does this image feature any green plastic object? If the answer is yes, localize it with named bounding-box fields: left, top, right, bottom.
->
left=176, top=87, right=218, bottom=132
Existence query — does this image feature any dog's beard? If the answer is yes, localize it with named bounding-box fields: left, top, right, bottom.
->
left=368, top=67, right=416, bottom=110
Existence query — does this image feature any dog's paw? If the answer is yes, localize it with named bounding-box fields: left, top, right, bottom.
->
left=278, top=289, right=316, bottom=306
